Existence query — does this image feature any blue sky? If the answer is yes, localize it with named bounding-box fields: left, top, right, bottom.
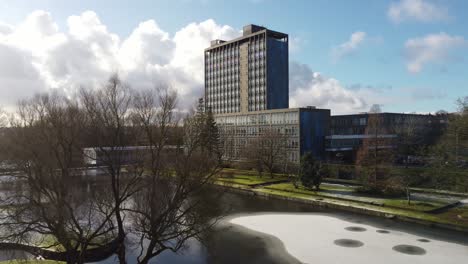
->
left=0, top=0, right=467, bottom=114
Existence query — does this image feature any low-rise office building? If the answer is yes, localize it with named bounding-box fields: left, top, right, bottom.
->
left=214, top=107, right=330, bottom=163
left=326, top=112, right=447, bottom=162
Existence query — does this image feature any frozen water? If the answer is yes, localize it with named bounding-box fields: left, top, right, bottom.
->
left=230, top=213, right=468, bottom=264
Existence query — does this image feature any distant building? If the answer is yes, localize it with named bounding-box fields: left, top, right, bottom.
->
left=205, top=24, right=289, bottom=114
left=326, top=112, right=448, bottom=162
left=206, top=25, right=329, bottom=163
left=83, top=146, right=181, bottom=166
left=214, top=107, right=330, bottom=163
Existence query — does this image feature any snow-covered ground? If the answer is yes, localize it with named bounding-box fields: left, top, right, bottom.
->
left=230, top=214, right=468, bottom=264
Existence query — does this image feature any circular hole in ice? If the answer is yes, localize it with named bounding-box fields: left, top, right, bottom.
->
left=417, top=239, right=430, bottom=243
left=392, top=244, right=426, bottom=255
left=345, top=226, right=367, bottom=232
left=376, top=229, right=390, bottom=234
left=334, top=239, right=364, bottom=248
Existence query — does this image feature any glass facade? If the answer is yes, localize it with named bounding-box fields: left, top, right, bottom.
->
left=205, top=44, right=240, bottom=114
left=248, top=36, right=267, bottom=111
left=214, top=110, right=301, bottom=163
left=204, top=26, right=288, bottom=114
left=205, top=25, right=330, bottom=163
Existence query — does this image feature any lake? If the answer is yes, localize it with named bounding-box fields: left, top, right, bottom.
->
left=2, top=190, right=468, bottom=263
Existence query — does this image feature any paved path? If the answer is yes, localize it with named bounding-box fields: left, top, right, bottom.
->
left=250, top=179, right=289, bottom=188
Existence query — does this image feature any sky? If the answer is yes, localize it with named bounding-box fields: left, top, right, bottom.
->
left=0, top=0, right=467, bottom=115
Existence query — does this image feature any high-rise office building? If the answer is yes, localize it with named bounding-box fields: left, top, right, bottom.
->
left=206, top=24, right=330, bottom=163
left=204, top=24, right=289, bottom=114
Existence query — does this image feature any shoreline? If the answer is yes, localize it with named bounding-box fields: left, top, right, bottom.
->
left=216, top=183, right=468, bottom=234
left=208, top=216, right=302, bottom=264
left=228, top=213, right=468, bottom=264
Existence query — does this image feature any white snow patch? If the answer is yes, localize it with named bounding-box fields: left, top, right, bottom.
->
left=230, top=213, right=468, bottom=264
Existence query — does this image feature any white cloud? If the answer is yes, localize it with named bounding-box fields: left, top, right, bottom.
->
left=289, top=36, right=304, bottom=54
left=0, top=43, right=47, bottom=107
left=0, top=10, right=386, bottom=115
left=118, top=20, right=174, bottom=70
left=0, top=10, right=239, bottom=110
left=171, top=20, right=239, bottom=83
left=289, top=62, right=371, bottom=114
left=331, top=31, right=366, bottom=62
left=0, top=22, right=13, bottom=35
left=404, top=32, right=466, bottom=73
left=388, top=0, right=450, bottom=23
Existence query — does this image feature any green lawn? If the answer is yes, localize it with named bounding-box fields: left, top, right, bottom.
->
left=437, top=206, right=468, bottom=227
left=383, top=199, right=444, bottom=212
left=28, top=234, right=111, bottom=253
left=217, top=175, right=285, bottom=186
left=256, top=187, right=468, bottom=228
left=264, top=182, right=445, bottom=212
left=221, top=168, right=288, bottom=178
left=217, top=170, right=449, bottom=213
left=217, top=168, right=289, bottom=186
left=37, top=235, right=65, bottom=252
left=216, top=168, right=468, bottom=228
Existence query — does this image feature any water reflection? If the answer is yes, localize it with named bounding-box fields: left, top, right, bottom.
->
left=1, top=189, right=468, bottom=263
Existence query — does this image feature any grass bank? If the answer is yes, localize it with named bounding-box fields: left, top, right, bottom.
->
left=215, top=168, right=468, bottom=231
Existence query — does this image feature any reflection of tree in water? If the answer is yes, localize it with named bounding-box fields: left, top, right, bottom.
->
left=0, top=75, right=228, bottom=264
left=201, top=222, right=301, bottom=264
left=127, top=183, right=227, bottom=263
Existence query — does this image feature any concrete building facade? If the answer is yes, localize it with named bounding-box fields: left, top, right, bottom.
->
left=215, top=107, right=330, bottom=163
left=205, top=24, right=330, bottom=164
left=204, top=24, right=289, bottom=114
left=205, top=24, right=452, bottom=166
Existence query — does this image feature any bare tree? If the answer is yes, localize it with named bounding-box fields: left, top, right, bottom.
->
left=80, top=75, right=143, bottom=263
left=0, top=107, right=6, bottom=127
left=243, top=128, right=287, bottom=178
left=392, top=116, right=429, bottom=204
left=355, top=111, right=395, bottom=185
left=0, top=93, right=116, bottom=264
left=394, top=116, right=425, bottom=165
left=219, top=127, right=236, bottom=163
left=0, top=76, right=229, bottom=264
left=431, top=97, right=468, bottom=191
left=452, top=97, right=468, bottom=164
left=0, top=107, right=7, bottom=168
left=282, top=161, right=300, bottom=188
left=129, top=90, right=224, bottom=264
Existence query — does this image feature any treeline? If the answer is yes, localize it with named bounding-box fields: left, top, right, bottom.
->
left=0, top=75, right=224, bottom=264
left=351, top=98, right=468, bottom=199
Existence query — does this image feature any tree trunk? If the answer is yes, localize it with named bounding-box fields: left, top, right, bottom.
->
left=137, top=239, right=156, bottom=264
left=406, top=187, right=411, bottom=205
left=64, top=250, right=80, bottom=264
left=116, top=218, right=127, bottom=263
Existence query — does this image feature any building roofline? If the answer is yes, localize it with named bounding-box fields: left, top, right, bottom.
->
left=205, top=28, right=288, bottom=51
left=331, top=112, right=438, bottom=118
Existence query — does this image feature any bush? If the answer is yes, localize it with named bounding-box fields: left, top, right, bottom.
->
left=300, top=153, right=323, bottom=190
